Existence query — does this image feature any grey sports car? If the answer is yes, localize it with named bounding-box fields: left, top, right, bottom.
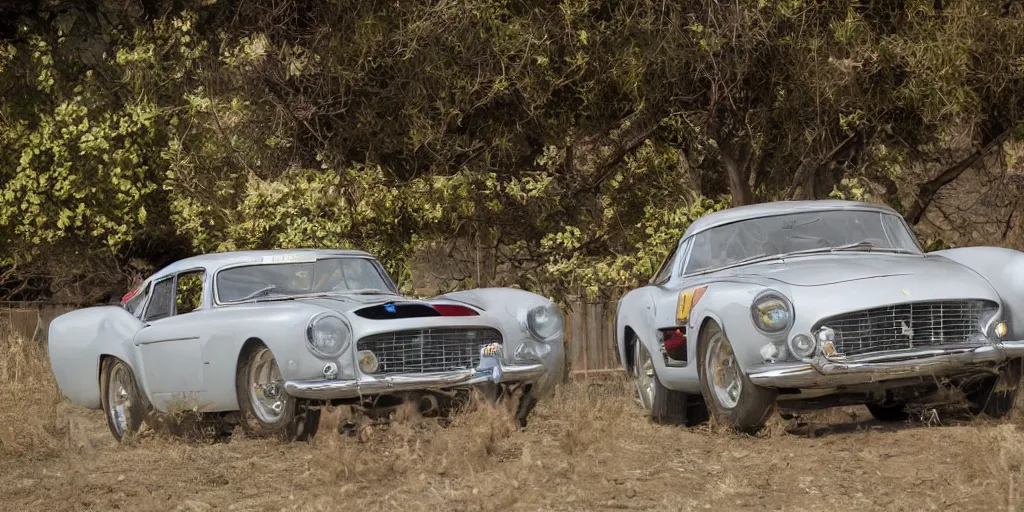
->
left=48, top=249, right=565, bottom=442
left=615, top=199, right=1024, bottom=432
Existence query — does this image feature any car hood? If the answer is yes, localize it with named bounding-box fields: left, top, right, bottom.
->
left=296, top=293, right=493, bottom=316
left=724, top=253, right=991, bottom=289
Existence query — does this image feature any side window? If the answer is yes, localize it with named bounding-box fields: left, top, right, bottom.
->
left=125, top=282, right=151, bottom=317
left=175, top=270, right=206, bottom=315
left=651, top=239, right=684, bottom=285
left=144, top=278, right=174, bottom=322
left=677, top=237, right=694, bottom=275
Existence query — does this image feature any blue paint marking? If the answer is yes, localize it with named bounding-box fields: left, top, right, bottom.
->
left=384, top=303, right=396, bottom=313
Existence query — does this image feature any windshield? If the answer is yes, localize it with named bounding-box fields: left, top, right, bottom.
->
left=216, top=257, right=394, bottom=303
left=684, top=210, right=922, bottom=275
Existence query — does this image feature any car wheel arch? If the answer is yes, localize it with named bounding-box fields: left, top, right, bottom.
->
left=694, top=313, right=726, bottom=357
left=98, top=352, right=149, bottom=399
left=623, top=326, right=639, bottom=372
left=236, top=337, right=268, bottom=372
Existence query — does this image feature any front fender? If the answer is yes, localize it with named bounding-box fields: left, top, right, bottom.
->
left=688, top=282, right=783, bottom=372
left=615, top=288, right=656, bottom=372
left=437, top=287, right=566, bottom=380
left=932, top=246, right=1024, bottom=338
left=47, top=306, right=144, bottom=409
left=197, top=303, right=343, bottom=411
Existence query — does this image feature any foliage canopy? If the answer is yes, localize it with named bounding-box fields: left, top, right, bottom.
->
left=1, top=0, right=1023, bottom=302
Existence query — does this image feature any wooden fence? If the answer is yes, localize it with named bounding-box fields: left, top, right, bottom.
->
left=1, top=302, right=77, bottom=342
left=2, top=299, right=625, bottom=376
left=563, top=299, right=622, bottom=377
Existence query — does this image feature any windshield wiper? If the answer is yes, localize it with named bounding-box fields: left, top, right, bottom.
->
left=831, top=240, right=910, bottom=253
left=730, top=253, right=775, bottom=266
left=774, top=240, right=910, bottom=258
left=336, top=288, right=395, bottom=295
left=234, top=285, right=278, bottom=302
left=830, top=240, right=876, bottom=252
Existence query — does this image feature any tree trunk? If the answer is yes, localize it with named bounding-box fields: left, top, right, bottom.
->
left=719, top=139, right=755, bottom=207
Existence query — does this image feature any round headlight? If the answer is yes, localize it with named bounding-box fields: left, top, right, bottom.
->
left=305, top=313, right=350, bottom=358
left=527, top=303, right=563, bottom=340
left=357, top=350, right=379, bottom=373
left=790, top=333, right=817, bottom=358
left=750, top=292, right=792, bottom=334
left=996, top=322, right=1009, bottom=338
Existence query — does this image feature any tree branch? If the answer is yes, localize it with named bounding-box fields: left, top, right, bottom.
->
left=786, top=131, right=861, bottom=200
left=905, top=128, right=1013, bottom=225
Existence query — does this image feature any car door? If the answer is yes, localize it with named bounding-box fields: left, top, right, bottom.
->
left=133, top=269, right=209, bottom=410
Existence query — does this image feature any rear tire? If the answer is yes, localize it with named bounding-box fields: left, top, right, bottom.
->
left=236, top=344, right=321, bottom=442
left=696, top=321, right=777, bottom=434
left=632, top=338, right=709, bottom=426
left=966, top=358, right=1023, bottom=419
left=99, top=357, right=147, bottom=442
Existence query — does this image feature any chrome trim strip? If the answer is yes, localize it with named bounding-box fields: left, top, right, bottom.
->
left=283, top=362, right=547, bottom=400
left=748, top=341, right=1024, bottom=389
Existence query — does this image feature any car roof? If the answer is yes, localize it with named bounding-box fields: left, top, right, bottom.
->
left=682, top=199, right=901, bottom=240
left=147, top=248, right=376, bottom=282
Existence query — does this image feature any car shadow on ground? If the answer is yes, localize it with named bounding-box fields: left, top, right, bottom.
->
left=779, top=405, right=994, bottom=438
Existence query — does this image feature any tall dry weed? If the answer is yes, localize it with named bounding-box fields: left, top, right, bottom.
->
left=983, top=424, right=1024, bottom=511
left=0, top=330, right=70, bottom=457
left=315, top=391, right=522, bottom=485
left=538, top=377, right=633, bottom=455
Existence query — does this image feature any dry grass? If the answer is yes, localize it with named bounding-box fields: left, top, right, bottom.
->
left=0, top=331, right=70, bottom=458
left=4, top=331, right=1024, bottom=511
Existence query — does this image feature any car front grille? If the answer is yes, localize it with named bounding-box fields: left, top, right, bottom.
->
left=814, top=300, right=997, bottom=357
left=356, top=327, right=503, bottom=374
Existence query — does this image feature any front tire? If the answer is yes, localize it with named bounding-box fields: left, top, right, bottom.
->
left=966, top=358, right=1023, bottom=419
left=99, top=357, right=147, bottom=442
left=696, top=321, right=777, bottom=434
left=632, top=338, right=709, bottom=426
left=866, top=402, right=911, bottom=422
left=236, top=344, right=321, bottom=442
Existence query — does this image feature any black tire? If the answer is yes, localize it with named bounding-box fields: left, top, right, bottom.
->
left=632, top=338, right=709, bottom=426
left=514, top=389, right=539, bottom=429
left=696, top=321, right=777, bottom=434
left=236, top=344, right=321, bottom=442
left=966, top=358, right=1024, bottom=419
left=866, top=402, right=911, bottom=422
left=99, top=357, right=147, bottom=442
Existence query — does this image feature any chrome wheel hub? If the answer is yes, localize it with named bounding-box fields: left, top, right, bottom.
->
left=249, top=348, right=287, bottom=423
left=107, top=363, right=134, bottom=436
left=706, top=332, right=741, bottom=409
left=634, top=342, right=656, bottom=409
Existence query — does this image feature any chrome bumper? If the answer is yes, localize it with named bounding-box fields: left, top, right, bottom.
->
left=283, top=360, right=547, bottom=400
left=748, top=341, right=1024, bottom=389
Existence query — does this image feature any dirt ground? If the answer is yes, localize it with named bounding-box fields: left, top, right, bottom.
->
left=4, top=335, right=1024, bottom=512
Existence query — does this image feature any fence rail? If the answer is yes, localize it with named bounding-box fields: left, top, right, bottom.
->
left=2, top=299, right=624, bottom=376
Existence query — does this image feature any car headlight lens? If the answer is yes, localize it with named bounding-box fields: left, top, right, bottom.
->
left=527, top=303, right=563, bottom=340
left=357, top=350, right=379, bottom=373
left=980, top=309, right=1008, bottom=339
left=790, top=333, right=817, bottom=358
left=750, top=292, right=792, bottom=334
left=305, top=313, right=350, bottom=358
left=995, top=322, right=1009, bottom=338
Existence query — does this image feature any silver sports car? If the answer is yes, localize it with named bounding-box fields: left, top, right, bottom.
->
left=48, top=249, right=565, bottom=441
left=615, top=199, right=1024, bottom=432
